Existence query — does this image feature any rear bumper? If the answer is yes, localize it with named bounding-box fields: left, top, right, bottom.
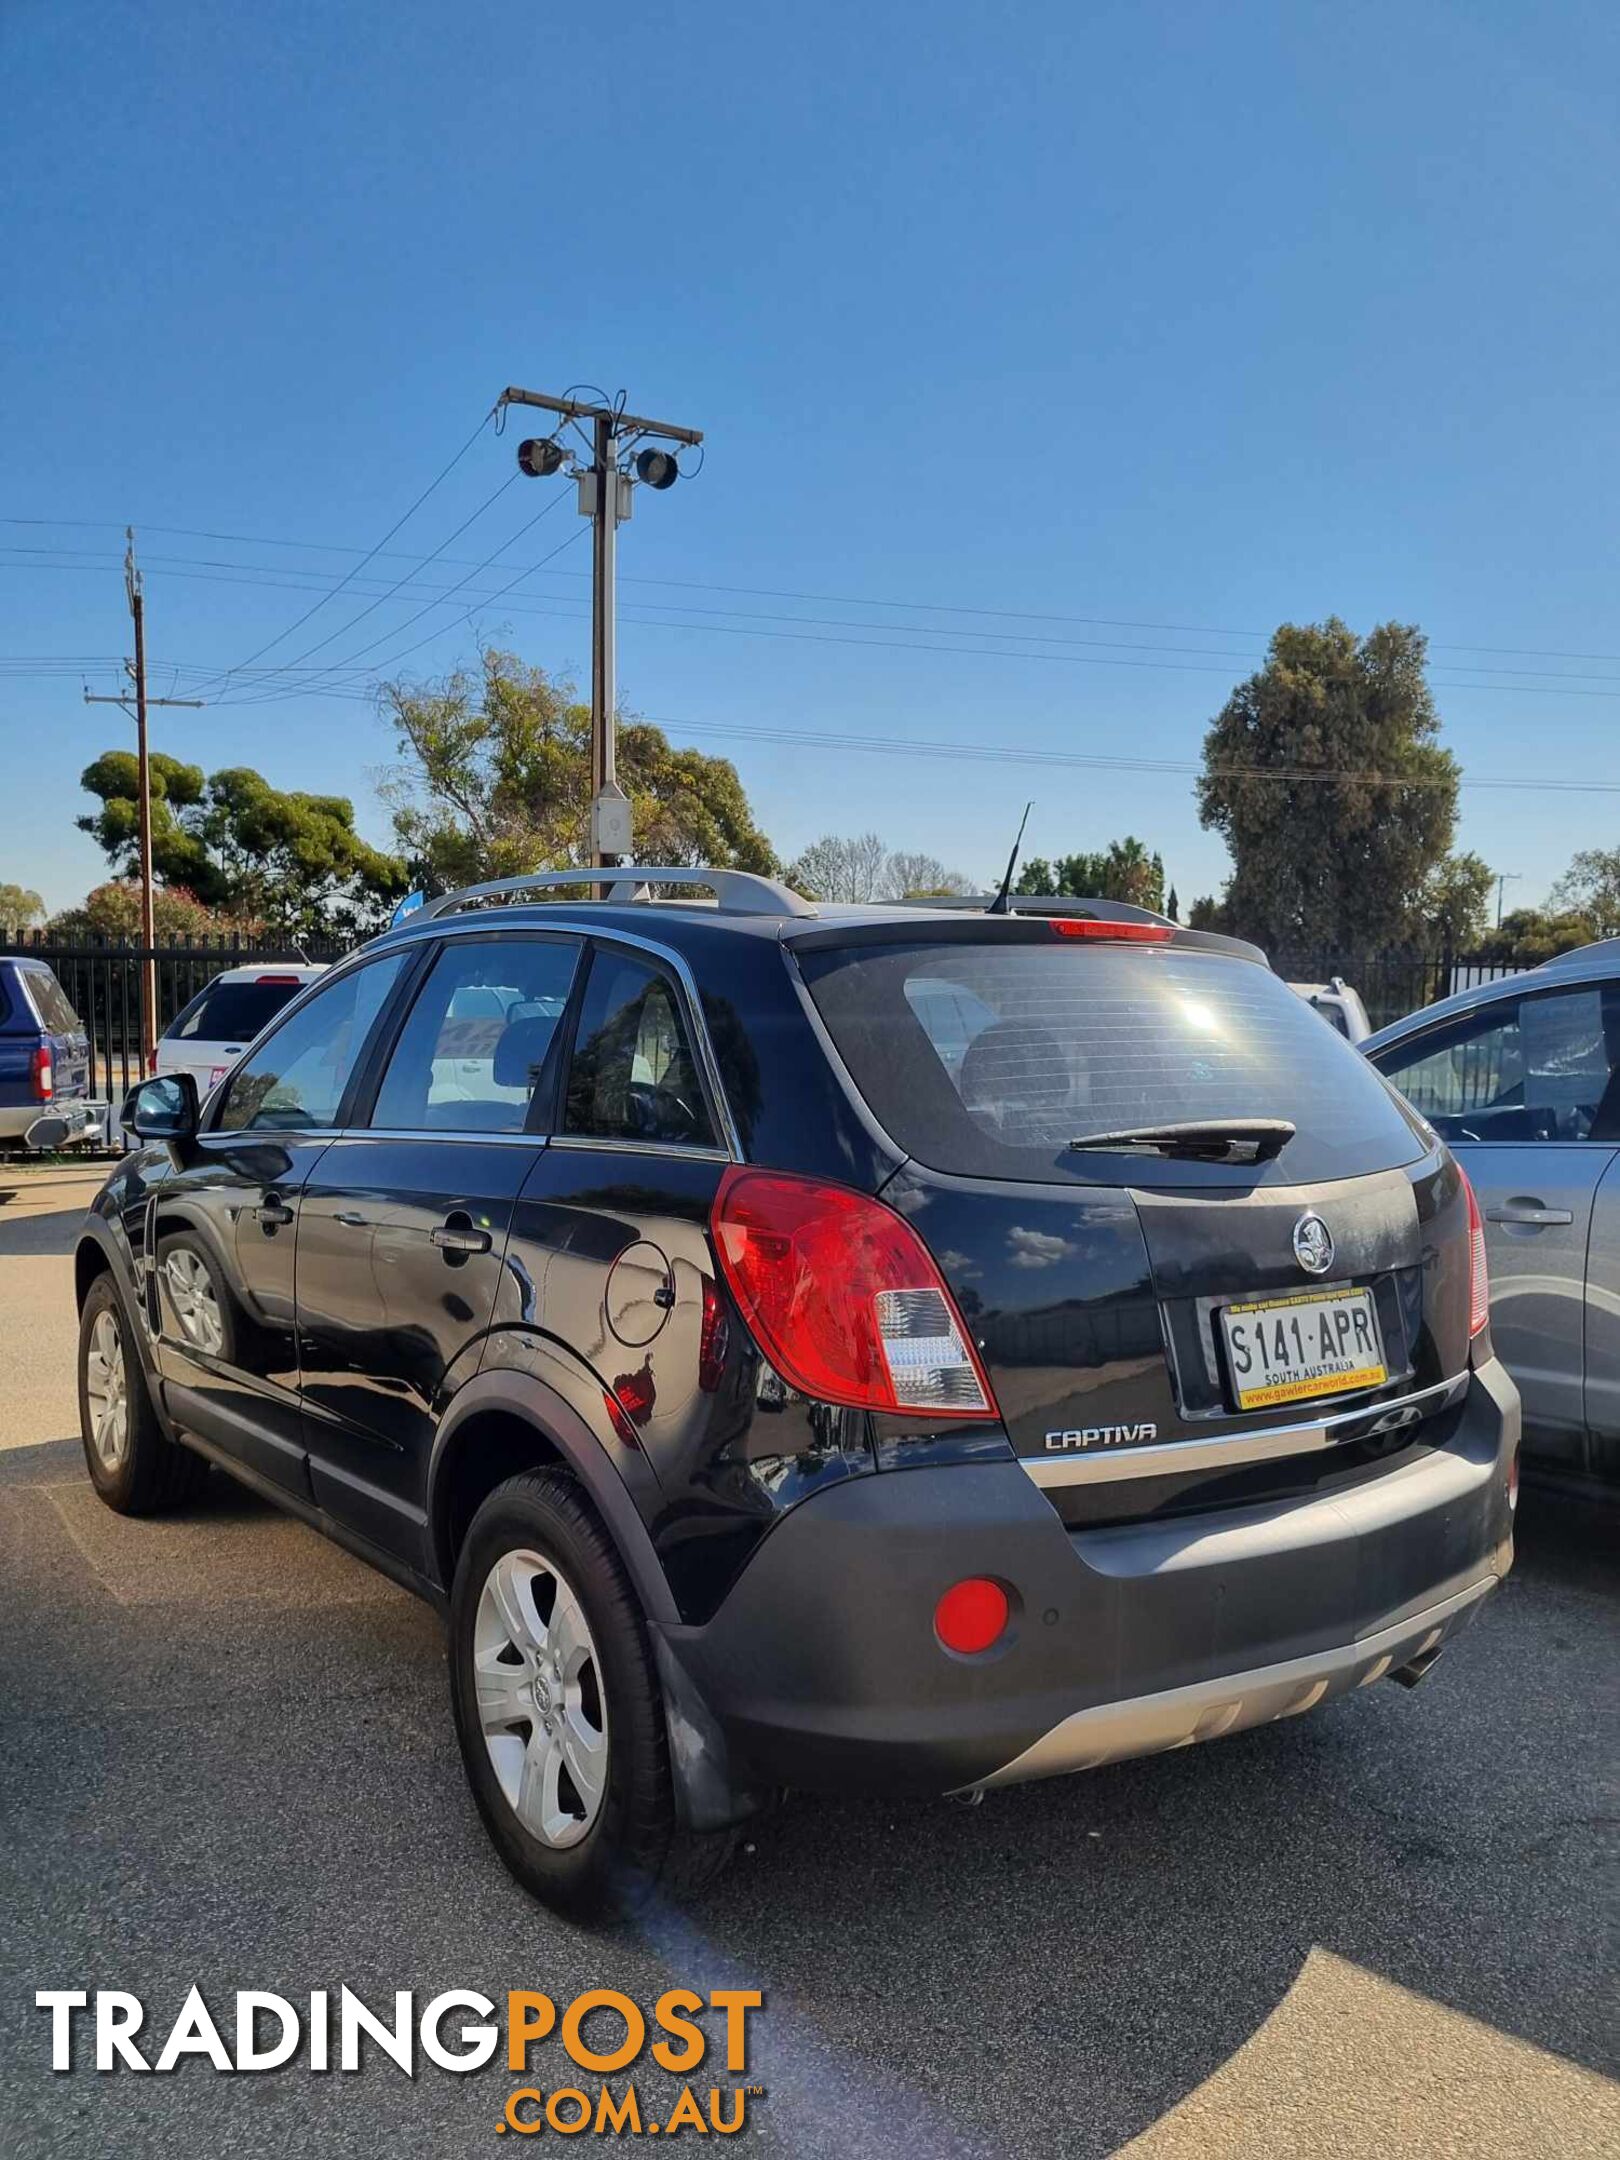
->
left=658, top=1357, right=1519, bottom=1802
left=0, top=1098, right=104, bottom=1147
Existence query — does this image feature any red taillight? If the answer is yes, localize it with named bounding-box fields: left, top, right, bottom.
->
left=1048, top=917, right=1173, bottom=942
left=934, top=1577, right=1010, bottom=1655
left=710, top=1167, right=999, bottom=1419
left=30, top=1044, right=53, bottom=1102
left=1461, top=1168, right=1490, bottom=1338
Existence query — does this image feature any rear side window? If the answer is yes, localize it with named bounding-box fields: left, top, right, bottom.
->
left=166, top=977, right=307, bottom=1044
left=564, top=951, right=716, bottom=1148
left=23, top=968, right=81, bottom=1033
left=369, top=936, right=579, bottom=1132
left=799, top=936, right=1424, bottom=1184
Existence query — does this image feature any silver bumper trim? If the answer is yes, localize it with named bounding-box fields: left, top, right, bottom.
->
left=961, top=1571, right=1498, bottom=1792
left=1022, top=1372, right=1470, bottom=1488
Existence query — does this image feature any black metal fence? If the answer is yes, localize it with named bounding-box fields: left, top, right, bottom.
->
left=1271, top=949, right=1524, bottom=1032
left=0, top=933, right=356, bottom=1102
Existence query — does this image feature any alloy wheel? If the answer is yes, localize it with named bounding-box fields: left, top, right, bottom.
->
left=473, top=1548, right=609, bottom=1849
left=83, top=1308, right=129, bottom=1470
left=164, top=1249, right=224, bottom=1356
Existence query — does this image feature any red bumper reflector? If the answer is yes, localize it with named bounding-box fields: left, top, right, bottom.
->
left=934, top=1577, right=1009, bottom=1656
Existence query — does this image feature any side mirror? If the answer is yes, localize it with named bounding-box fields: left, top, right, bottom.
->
left=126, top=1071, right=200, bottom=1144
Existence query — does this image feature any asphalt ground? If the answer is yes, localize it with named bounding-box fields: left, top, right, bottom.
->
left=1, top=1163, right=1616, bottom=2157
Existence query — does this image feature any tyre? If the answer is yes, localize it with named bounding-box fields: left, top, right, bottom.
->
left=156, top=1233, right=236, bottom=1364
left=77, top=1272, right=209, bottom=1514
left=448, top=1469, right=736, bottom=1919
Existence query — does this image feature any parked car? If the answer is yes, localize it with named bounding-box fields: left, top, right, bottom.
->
left=1288, top=975, right=1372, bottom=1043
left=156, top=963, right=327, bottom=1100
left=76, top=869, right=1518, bottom=1917
left=1365, top=937, right=1620, bottom=1497
left=0, top=956, right=102, bottom=1152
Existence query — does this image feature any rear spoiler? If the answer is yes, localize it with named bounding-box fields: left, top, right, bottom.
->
left=784, top=908, right=1269, bottom=964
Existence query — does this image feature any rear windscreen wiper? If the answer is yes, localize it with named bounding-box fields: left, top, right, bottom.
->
left=1067, top=1118, right=1295, bottom=1164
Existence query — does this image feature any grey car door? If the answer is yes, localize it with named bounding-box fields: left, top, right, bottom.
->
left=1585, top=1152, right=1620, bottom=1482
left=1372, top=980, right=1620, bottom=1455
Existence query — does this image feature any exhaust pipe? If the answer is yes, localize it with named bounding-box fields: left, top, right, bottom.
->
left=1390, top=1641, right=1445, bottom=1690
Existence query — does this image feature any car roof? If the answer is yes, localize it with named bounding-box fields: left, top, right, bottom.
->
left=206, top=962, right=328, bottom=983
left=1364, top=937, right=1620, bottom=1053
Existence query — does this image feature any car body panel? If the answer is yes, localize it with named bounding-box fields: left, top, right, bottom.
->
left=295, top=1134, right=541, bottom=1553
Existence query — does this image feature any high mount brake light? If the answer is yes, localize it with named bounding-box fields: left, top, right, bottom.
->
left=1460, top=1168, right=1490, bottom=1338
left=710, top=1167, right=999, bottom=1419
left=1047, top=918, right=1173, bottom=942
left=255, top=974, right=302, bottom=985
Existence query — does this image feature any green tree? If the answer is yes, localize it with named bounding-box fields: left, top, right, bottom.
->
left=1197, top=619, right=1459, bottom=952
left=1414, top=851, right=1494, bottom=949
left=1014, top=837, right=1165, bottom=910
left=1550, top=847, right=1620, bottom=938
left=0, top=882, right=44, bottom=932
left=379, top=650, right=777, bottom=887
left=78, top=753, right=404, bottom=939
left=1475, top=906, right=1600, bottom=966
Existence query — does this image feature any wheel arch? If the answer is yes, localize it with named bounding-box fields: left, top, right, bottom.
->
left=427, top=1370, right=680, bottom=1629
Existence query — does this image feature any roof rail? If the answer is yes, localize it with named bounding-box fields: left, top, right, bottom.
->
left=416, top=867, right=818, bottom=922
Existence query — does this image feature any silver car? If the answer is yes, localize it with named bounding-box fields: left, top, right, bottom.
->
left=1365, top=939, right=1620, bottom=1495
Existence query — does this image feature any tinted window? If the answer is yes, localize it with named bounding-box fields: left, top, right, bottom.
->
left=1376, top=985, right=1620, bottom=1143
left=166, top=977, right=308, bottom=1044
left=370, top=937, right=578, bottom=1132
left=24, top=968, right=81, bottom=1033
left=800, top=936, right=1423, bottom=1184
left=218, top=956, right=406, bottom=1132
left=564, top=951, right=716, bottom=1147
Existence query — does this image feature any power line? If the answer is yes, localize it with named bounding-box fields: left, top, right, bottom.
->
left=214, top=487, right=573, bottom=707
left=177, top=411, right=497, bottom=696
left=11, top=549, right=1620, bottom=700
left=11, top=513, right=1620, bottom=670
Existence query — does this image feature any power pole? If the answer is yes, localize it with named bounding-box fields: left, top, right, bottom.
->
left=83, top=530, right=204, bottom=1070
left=501, top=386, right=702, bottom=867
left=1495, top=871, right=1521, bottom=928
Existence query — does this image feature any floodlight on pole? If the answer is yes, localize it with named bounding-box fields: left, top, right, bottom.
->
left=517, top=436, right=567, bottom=478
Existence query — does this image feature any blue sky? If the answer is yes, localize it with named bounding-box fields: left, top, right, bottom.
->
left=2, top=0, right=1616, bottom=916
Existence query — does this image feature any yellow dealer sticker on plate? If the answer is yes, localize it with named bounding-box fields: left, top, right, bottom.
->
left=1219, top=1285, right=1386, bottom=1412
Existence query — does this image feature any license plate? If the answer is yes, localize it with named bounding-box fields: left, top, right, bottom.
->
left=1219, top=1286, right=1386, bottom=1412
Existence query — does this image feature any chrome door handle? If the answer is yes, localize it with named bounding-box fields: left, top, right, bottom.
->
left=258, top=1195, right=295, bottom=1227
left=431, top=1224, right=492, bottom=1255
left=333, top=1210, right=369, bottom=1228
left=1485, top=1205, right=1573, bottom=1226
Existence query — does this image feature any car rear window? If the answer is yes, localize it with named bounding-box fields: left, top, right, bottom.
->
left=23, top=967, right=82, bottom=1034
left=166, top=977, right=307, bottom=1044
left=797, top=936, right=1425, bottom=1185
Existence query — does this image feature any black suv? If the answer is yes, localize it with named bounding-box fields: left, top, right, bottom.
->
left=77, top=870, right=1520, bottom=1915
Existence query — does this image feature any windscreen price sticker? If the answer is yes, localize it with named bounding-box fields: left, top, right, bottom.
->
left=35, top=1984, right=765, bottom=2139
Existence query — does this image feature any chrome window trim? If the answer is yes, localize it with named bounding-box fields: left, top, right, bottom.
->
left=1021, top=1372, right=1470, bottom=1488
left=546, top=1134, right=732, bottom=1165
